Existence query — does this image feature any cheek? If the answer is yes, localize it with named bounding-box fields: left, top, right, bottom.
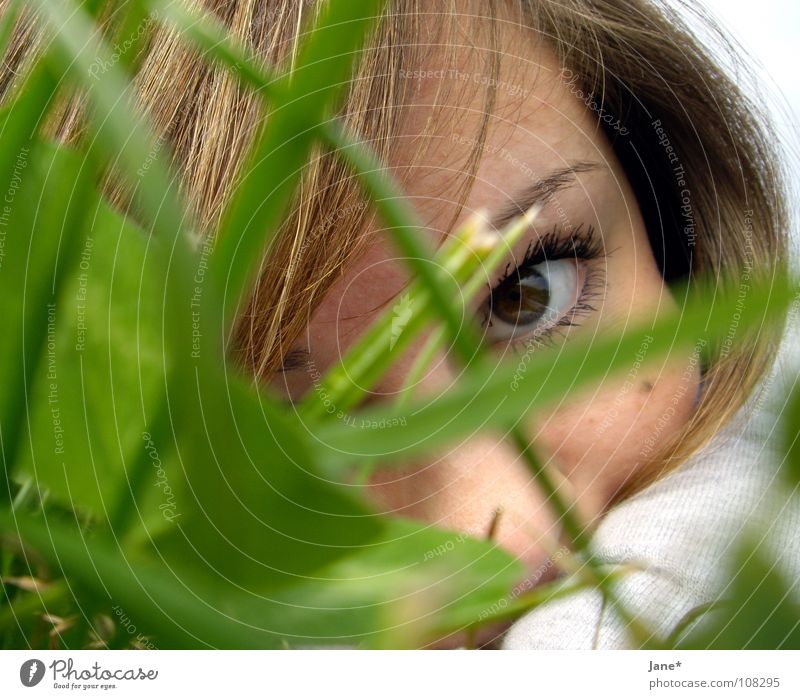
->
left=367, top=434, right=571, bottom=570
left=533, top=358, right=701, bottom=507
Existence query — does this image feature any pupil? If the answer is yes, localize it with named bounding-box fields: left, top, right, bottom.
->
left=494, top=268, right=550, bottom=325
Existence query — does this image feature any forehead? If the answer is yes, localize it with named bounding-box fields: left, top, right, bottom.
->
left=390, top=24, right=619, bottom=229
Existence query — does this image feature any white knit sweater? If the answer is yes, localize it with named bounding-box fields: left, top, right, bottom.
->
left=502, top=321, right=800, bottom=649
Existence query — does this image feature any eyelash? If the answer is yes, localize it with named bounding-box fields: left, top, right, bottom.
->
left=482, top=223, right=607, bottom=348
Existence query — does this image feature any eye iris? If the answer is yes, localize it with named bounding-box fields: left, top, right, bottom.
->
left=493, top=268, right=550, bottom=325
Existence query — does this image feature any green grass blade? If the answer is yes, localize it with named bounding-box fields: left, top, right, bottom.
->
left=210, top=0, right=388, bottom=336
left=14, top=194, right=165, bottom=524
left=0, top=64, right=84, bottom=493
left=145, top=0, right=281, bottom=95
left=0, top=0, right=21, bottom=61
left=325, top=123, right=486, bottom=362
left=0, top=506, right=523, bottom=648
left=300, top=208, right=534, bottom=421
left=784, top=375, right=800, bottom=489
left=142, top=4, right=492, bottom=389
left=310, top=274, right=797, bottom=467
left=27, top=0, right=191, bottom=251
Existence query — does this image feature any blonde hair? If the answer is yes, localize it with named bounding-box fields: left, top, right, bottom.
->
left=1, top=0, right=788, bottom=499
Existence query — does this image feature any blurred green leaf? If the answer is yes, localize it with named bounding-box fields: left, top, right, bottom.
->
left=783, top=379, right=800, bottom=488
left=0, top=60, right=59, bottom=475
left=1, top=0, right=795, bottom=653
left=1, top=506, right=521, bottom=648
left=310, top=274, right=797, bottom=468
left=0, top=136, right=93, bottom=487
left=324, top=123, right=486, bottom=364
left=211, top=0, right=388, bottom=334
left=28, top=0, right=193, bottom=254
left=11, top=174, right=382, bottom=583
left=149, top=367, right=386, bottom=586
left=15, top=191, right=164, bottom=524
left=678, top=536, right=800, bottom=649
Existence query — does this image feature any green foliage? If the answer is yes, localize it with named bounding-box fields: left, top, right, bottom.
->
left=676, top=537, right=800, bottom=649
left=783, top=375, right=800, bottom=489
left=0, top=0, right=797, bottom=649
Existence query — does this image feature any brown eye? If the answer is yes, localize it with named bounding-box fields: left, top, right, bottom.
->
left=493, top=269, right=550, bottom=326
left=484, top=259, right=579, bottom=343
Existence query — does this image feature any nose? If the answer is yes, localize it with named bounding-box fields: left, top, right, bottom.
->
left=363, top=344, right=568, bottom=571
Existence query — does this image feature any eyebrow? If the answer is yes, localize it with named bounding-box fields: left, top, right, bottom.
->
left=490, top=161, right=604, bottom=230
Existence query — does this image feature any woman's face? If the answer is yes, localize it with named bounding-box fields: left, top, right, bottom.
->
left=274, top=27, right=700, bottom=574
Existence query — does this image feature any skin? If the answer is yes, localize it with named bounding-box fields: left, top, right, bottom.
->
left=273, top=22, right=700, bottom=584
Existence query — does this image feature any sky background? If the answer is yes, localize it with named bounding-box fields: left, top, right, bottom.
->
left=673, top=0, right=799, bottom=234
